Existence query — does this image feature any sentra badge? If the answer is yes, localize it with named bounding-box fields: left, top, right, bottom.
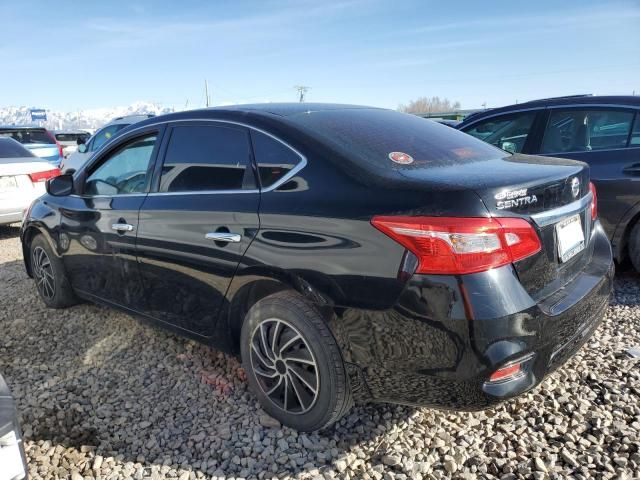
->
left=495, top=188, right=538, bottom=210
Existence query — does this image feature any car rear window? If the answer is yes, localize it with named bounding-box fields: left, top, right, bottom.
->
left=0, top=128, right=54, bottom=145
left=55, top=133, right=90, bottom=142
left=289, top=108, right=504, bottom=172
left=0, top=138, right=39, bottom=161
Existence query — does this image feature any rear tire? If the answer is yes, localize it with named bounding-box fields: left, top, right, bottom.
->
left=629, top=222, right=640, bottom=273
left=29, top=234, right=78, bottom=308
left=240, top=291, right=352, bottom=431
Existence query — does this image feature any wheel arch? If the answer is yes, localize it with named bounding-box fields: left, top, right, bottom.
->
left=612, top=201, right=640, bottom=263
left=223, top=267, right=343, bottom=354
left=21, top=224, right=57, bottom=277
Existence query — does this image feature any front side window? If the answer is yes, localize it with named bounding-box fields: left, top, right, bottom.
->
left=159, top=125, right=254, bottom=192
left=85, top=135, right=157, bottom=196
left=541, top=109, right=634, bottom=154
left=463, top=112, right=536, bottom=153
left=90, top=124, right=128, bottom=152
left=250, top=130, right=301, bottom=188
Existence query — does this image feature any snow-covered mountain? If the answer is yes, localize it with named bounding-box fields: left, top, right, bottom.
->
left=0, top=102, right=178, bottom=130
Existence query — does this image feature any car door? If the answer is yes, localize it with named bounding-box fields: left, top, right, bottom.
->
left=135, top=121, right=260, bottom=339
left=59, top=126, right=164, bottom=311
left=536, top=107, right=640, bottom=237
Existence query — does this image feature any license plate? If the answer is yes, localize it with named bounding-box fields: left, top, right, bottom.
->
left=556, top=214, right=585, bottom=263
left=0, top=176, right=17, bottom=193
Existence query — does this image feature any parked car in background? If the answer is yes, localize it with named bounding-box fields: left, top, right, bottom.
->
left=431, top=118, right=461, bottom=128
left=61, top=114, right=155, bottom=173
left=0, top=373, right=27, bottom=480
left=0, top=126, right=63, bottom=166
left=53, top=130, right=91, bottom=158
left=21, top=104, right=613, bottom=431
left=0, top=137, right=60, bottom=225
left=459, top=95, right=640, bottom=270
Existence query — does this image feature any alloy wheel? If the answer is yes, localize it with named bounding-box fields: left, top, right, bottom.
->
left=32, top=246, right=55, bottom=299
left=249, top=318, right=319, bottom=414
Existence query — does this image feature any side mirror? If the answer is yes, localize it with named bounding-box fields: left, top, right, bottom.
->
left=46, top=174, right=74, bottom=196
left=78, top=143, right=88, bottom=153
left=501, top=141, right=517, bottom=154
left=77, top=137, right=86, bottom=146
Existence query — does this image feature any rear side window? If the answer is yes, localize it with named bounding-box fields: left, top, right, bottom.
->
left=463, top=112, right=536, bottom=153
left=541, top=109, right=634, bottom=153
left=250, top=130, right=302, bottom=188
left=0, top=129, right=54, bottom=145
left=0, top=138, right=37, bottom=160
left=159, top=125, right=255, bottom=192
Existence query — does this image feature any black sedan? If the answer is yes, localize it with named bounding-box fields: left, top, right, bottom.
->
left=21, top=104, right=613, bottom=431
left=458, top=95, right=640, bottom=271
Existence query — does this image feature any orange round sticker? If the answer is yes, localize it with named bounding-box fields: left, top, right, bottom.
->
left=388, top=151, right=414, bottom=165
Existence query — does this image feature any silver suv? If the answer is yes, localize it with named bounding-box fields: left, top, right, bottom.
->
left=60, top=114, right=154, bottom=173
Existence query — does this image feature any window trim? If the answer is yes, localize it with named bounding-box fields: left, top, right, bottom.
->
left=114, top=118, right=307, bottom=195
left=539, top=107, right=637, bottom=156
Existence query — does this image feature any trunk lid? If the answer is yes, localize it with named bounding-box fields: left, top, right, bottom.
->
left=398, top=154, right=594, bottom=299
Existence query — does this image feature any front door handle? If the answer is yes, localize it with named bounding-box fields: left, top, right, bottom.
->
left=111, top=223, right=135, bottom=232
left=205, top=232, right=241, bottom=243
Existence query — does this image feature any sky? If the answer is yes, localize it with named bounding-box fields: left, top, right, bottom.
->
left=1, top=0, right=639, bottom=111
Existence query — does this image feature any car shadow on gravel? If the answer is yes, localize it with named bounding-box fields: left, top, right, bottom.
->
left=0, top=256, right=418, bottom=478
left=0, top=224, right=21, bottom=239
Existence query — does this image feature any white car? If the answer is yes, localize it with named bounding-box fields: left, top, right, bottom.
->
left=61, top=114, right=155, bottom=173
left=0, top=138, right=60, bottom=225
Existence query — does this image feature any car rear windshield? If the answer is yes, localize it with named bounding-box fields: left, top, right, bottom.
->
left=55, top=133, right=90, bottom=142
left=0, top=128, right=54, bottom=145
left=289, top=108, right=505, bottom=171
left=0, top=137, right=37, bottom=160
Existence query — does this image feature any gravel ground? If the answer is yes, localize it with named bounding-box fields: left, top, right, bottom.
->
left=1, top=224, right=639, bottom=480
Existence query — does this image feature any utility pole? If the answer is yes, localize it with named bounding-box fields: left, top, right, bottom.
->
left=204, top=79, right=211, bottom=107
left=294, top=85, right=310, bottom=102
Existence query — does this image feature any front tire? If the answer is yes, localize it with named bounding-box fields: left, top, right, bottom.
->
left=240, top=291, right=352, bottom=431
left=29, top=234, right=78, bottom=308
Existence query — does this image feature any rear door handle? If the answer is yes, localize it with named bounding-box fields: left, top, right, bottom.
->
left=623, top=164, right=640, bottom=176
left=205, top=232, right=241, bottom=243
left=111, top=223, right=135, bottom=232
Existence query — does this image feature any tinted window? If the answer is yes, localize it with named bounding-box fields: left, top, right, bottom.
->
left=251, top=130, right=301, bottom=188
left=56, top=133, right=90, bottom=142
left=0, top=128, right=54, bottom=145
left=291, top=109, right=504, bottom=174
left=85, top=135, right=156, bottom=196
left=0, top=137, right=38, bottom=159
left=630, top=113, right=640, bottom=146
left=464, top=112, right=536, bottom=153
left=159, top=125, right=254, bottom=192
left=90, top=124, right=128, bottom=152
left=541, top=109, right=634, bottom=153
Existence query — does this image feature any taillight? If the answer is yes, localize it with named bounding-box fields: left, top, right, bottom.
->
left=29, top=168, right=60, bottom=183
left=371, top=216, right=542, bottom=275
left=589, top=182, right=597, bottom=221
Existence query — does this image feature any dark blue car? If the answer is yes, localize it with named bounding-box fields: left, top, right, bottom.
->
left=458, top=95, right=640, bottom=271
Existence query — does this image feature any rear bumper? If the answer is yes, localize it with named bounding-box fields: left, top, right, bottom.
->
left=335, top=220, right=614, bottom=409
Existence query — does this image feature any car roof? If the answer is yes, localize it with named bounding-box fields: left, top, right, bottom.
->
left=107, top=114, right=156, bottom=125
left=460, top=95, right=640, bottom=124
